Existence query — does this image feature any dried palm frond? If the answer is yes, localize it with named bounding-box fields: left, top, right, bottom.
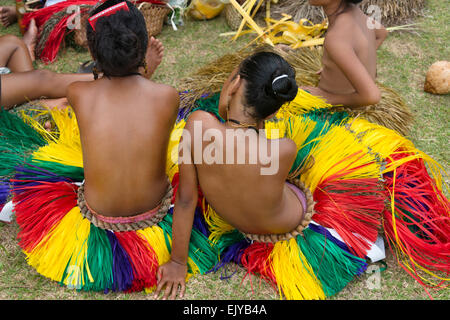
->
left=359, top=0, right=426, bottom=27
left=266, top=0, right=326, bottom=24
left=223, top=0, right=328, bottom=49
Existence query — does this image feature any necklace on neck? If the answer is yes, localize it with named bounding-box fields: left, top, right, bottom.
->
left=227, top=118, right=260, bottom=132
left=226, top=104, right=260, bottom=132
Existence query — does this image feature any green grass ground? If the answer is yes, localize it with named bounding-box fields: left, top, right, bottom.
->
left=0, top=0, right=448, bottom=300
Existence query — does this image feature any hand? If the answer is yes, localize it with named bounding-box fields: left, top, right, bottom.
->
left=154, top=259, right=188, bottom=300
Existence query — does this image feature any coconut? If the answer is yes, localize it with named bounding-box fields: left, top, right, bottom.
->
left=424, top=61, right=450, bottom=95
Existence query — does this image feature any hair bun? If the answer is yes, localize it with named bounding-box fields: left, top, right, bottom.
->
left=238, top=51, right=297, bottom=120
left=270, top=73, right=298, bottom=103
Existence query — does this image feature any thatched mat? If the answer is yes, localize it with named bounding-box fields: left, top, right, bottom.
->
left=177, top=44, right=413, bottom=136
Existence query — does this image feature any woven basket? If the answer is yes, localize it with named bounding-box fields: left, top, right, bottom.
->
left=73, top=3, right=170, bottom=49
left=224, top=4, right=242, bottom=31
left=138, top=2, right=171, bottom=37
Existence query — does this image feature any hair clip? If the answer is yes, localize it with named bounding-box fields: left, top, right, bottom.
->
left=88, top=2, right=130, bottom=31
left=272, top=74, right=289, bottom=85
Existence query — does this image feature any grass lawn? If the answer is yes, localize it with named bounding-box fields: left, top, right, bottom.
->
left=0, top=0, right=448, bottom=300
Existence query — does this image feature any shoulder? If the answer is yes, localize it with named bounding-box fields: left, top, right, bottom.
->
left=145, top=82, right=179, bottom=104
left=266, top=136, right=297, bottom=164
left=324, top=17, right=356, bottom=57
left=159, top=83, right=180, bottom=100
left=266, top=137, right=297, bottom=178
left=143, top=81, right=180, bottom=117
left=185, top=110, right=219, bottom=129
left=326, top=10, right=356, bottom=41
left=279, top=138, right=297, bottom=162
left=67, top=81, right=91, bottom=109
left=143, top=80, right=178, bottom=96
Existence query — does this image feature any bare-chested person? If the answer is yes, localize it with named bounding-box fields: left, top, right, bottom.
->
left=154, top=52, right=304, bottom=299
left=302, top=0, right=388, bottom=107
left=67, top=0, right=178, bottom=217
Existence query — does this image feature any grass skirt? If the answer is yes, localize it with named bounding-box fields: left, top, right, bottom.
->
left=183, top=92, right=449, bottom=299
left=0, top=109, right=218, bottom=293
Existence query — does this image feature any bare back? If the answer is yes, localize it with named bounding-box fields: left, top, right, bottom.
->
left=186, top=110, right=302, bottom=234
left=319, top=6, right=378, bottom=94
left=67, top=75, right=179, bottom=216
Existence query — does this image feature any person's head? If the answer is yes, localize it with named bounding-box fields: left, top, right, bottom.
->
left=308, top=0, right=362, bottom=6
left=218, top=51, right=298, bottom=121
left=86, top=0, right=148, bottom=78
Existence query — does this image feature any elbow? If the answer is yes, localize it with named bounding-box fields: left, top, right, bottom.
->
left=363, top=89, right=381, bottom=106
left=175, top=191, right=198, bottom=209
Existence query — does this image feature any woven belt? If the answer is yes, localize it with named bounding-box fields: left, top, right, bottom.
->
left=241, top=178, right=315, bottom=244
left=77, top=181, right=173, bottom=232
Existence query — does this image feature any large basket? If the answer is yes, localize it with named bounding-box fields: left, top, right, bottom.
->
left=224, top=4, right=241, bottom=31
left=138, top=2, right=171, bottom=37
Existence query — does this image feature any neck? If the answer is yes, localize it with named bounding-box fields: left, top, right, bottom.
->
left=227, top=102, right=264, bottom=130
left=323, top=0, right=347, bottom=25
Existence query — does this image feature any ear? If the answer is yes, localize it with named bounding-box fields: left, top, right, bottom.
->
left=228, top=75, right=242, bottom=96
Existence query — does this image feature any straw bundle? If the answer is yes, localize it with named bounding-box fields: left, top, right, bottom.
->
left=330, top=85, right=414, bottom=136
left=265, top=0, right=426, bottom=26
left=359, top=0, right=426, bottom=27
left=265, top=0, right=326, bottom=24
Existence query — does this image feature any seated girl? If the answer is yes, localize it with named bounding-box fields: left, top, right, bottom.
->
left=155, top=52, right=306, bottom=299
left=0, top=0, right=182, bottom=293
left=299, top=0, right=412, bottom=135
left=156, top=50, right=449, bottom=300
left=66, top=0, right=179, bottom=219
left=302, top=0, right=387, bottom=108
left=0, top=0, right=194, bottom=293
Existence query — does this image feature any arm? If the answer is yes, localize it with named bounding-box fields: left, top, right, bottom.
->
left=305, top=37, right=381, bottom=107
left=375, top=24, right=388, bottom=50
left=154, top=122, right=199, bottom=300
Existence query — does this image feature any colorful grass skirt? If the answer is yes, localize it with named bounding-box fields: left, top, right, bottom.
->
left=0, top=89, right=448, bottom=299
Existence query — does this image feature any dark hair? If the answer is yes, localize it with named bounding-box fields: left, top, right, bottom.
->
left=238, top=52, right=298, bottom=120
left=346, top=0, right=362, bottom=3
left=86, top=0, right=148, bottom=78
